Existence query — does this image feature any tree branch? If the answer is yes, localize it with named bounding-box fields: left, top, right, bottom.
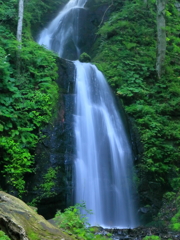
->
left=99, top=0, right=114, bottom=28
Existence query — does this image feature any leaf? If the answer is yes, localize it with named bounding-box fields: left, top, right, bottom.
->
left=0, top=124, right=4, bottom=132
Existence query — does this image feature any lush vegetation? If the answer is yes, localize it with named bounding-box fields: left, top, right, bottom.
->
left=0, top=231, right=10, bottom=240
left=54, top=203, right=112, bottom=240
left=79, top=52, right=92, bottom=62
left=0, top=0, right=65, bottom=195
left=28, top=166, right=60, bottom=206
left=143, top=236, right=161, bottom=240
left=1, top=0, right=180, bottom=232
left=169, top=210, right=180, bottom=231
left=93, top=0, right=180, bottom=203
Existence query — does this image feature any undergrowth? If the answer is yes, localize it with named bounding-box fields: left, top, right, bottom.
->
left=54, top=203, right=112, bottom=240
left=0, top=231, right=10, bottom=240
left=0, top=24, right=59, bottom=195
left=93, top=0, right=180, bottom=196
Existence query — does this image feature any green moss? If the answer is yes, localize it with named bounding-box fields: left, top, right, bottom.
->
left=0, top=191, right=77, bottom=240
left=27, top=231, right=40, bottom=240
left=89, top=227, right=102, bottom=233
left=143, top=236, right=161, bottom=240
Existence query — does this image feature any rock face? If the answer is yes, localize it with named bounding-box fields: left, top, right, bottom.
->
left=24, top=59, right=76, bottom=219
left=0, top=191, right=74, bottom=240
left=56, top=0, right=111, bottom=60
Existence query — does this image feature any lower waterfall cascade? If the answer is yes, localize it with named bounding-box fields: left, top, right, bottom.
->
left=38, top=0, right=138, bottom=228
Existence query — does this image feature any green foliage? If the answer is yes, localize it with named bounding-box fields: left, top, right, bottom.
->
left=0, top=231, right=11, bottom=240
left=54, top=203, right=111, bottom=240
left=27, top=197, right=40, bottom=208
left=143, top=236, right=161, bottom=240
left=79, top=52, right=91, bottom=62
left=0, top=0, right=18, bottom=33
left=169, top=210, right=180, bottom=231
left=27, top=167, right=60, bottom=205
left=24, top=0, right=68, bottom=36
left=40, top=167, right=59, bottom=198
left=0, top=0, right=68, bottom=37
left=93, top=0, right=180, bottom=192
left=176, top=195, right=180, bottom=208
left=0, top=24, right=59, bottom=194
left=154, top=191, right=180, bottom=229
left=163, top=192, right=176, bottom=202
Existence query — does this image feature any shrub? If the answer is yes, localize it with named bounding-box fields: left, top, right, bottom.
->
left=79, top=52, right=91, bottom=62
left=54, top=203, right=111, bottom=240
left=169, top=210, right=180, bottom=231
left=143, top=235, right=161, bottom=240
left=0, top=231, right=11, bottom=240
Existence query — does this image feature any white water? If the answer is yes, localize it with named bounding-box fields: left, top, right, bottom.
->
left=38, top=0, right=87, bottom=59
left=38, top=0, right=138, bottom=228
left=74, top=61, right=137, bottom=228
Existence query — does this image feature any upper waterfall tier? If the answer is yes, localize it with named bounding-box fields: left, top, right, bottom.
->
left=38, top=0, right=88, bottom=60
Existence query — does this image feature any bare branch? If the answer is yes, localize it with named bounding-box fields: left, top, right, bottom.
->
left=99, top=0, right=114, bottom=28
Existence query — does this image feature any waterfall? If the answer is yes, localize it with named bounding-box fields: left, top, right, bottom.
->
left=38, top=0, right=88, bottom=59
left=38, top=0, right=138, bottom=228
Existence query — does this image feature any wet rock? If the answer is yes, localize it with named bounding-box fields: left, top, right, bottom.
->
left=102, top=226, right=180, bottom=240
left=23, top=59, right=76, bottom=219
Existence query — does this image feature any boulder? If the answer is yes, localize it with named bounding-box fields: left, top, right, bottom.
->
left=0, top=191, right=74, bottom=240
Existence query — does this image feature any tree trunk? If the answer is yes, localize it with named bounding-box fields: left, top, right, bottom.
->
left=143, top=0, right=148, bottom=6
left=17, top=0, right=24, bottom=44
left=156, top=0, right=166, bottom=79
left=16, top=0, right=24, bottom=76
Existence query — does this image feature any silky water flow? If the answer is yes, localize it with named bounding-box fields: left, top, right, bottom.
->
left=38, top=0, right=138, bottom=228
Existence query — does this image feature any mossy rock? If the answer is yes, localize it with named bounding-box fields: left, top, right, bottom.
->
left=89, top=226, right=103, bottom=233
left=0, top=191, right=75, bottom=240
left=79, top=52, right=91, bottom=62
